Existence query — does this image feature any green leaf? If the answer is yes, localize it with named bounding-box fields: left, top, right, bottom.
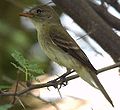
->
left=27, top=63, right=43, bottom=74
left=0, top=104, right=12, bottom=110
left=11, top=50, right=29, bottom=69
left=0, top=85, right=10, bottom=89
left=11, top=50, right=44, bottom=75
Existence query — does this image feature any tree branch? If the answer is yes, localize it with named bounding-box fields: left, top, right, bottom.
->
left=105, top=0, right=120, bottom=13
left=88, top=0, right=120, bottom=30
left=52, top=0, right=120, bottom=62
left=0, top=62, right=120, bottom=97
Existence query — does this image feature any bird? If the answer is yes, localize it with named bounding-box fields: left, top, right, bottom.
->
left=19, top=4, right=114, bottom=107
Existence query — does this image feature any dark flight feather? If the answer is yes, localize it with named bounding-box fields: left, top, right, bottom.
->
left=49, top=26, right=97, bottom=73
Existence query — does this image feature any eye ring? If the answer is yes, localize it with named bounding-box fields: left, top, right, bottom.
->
left=36, top=8, right=43, bottom=14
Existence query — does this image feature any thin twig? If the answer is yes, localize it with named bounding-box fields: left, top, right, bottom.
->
left=0, top=62, right=120, bottom=97
left=12, top=71, right=20, bottom=104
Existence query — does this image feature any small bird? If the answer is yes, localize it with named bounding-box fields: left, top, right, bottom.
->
left=20, top=5, right=113, bottom=106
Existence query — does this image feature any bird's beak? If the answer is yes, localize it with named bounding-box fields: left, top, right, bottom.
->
left=19, top=12, right=34, bottom=18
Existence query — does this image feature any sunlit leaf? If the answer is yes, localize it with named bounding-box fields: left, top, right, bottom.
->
left=11, top=50, right=43, bottom=75
left=0, top=104, right=12, bottom=110
left=11, top=50, right=29, bottom=69
left=0, top=85, right=10, bottom=89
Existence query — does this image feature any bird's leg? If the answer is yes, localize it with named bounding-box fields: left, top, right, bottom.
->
left=47, top=68, right=74, bottom=90
left=58, top=68, right=73, bottom=89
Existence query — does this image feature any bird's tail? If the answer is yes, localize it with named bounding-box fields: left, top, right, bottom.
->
left=77, top=68, right=114, bottom=107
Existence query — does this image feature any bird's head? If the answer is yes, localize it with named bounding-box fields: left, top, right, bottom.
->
left=20, top=5, right=60, bottom=27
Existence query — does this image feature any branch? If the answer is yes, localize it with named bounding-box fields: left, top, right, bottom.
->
left=52, top=0, right=120, bottom=62
left=88, top=1, right=120, bottom=30
left=0, top=62, right=120, bottom=97
left=104, top=0, right=120, bottom=13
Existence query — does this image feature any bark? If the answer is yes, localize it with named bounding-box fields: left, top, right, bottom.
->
left=105, top=0, right=120, bottom=13
left=52, top=0, right=120, bottom=62
left=88, top=1, right=120, bottom=30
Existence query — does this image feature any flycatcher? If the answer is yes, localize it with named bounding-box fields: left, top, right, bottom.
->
left=20, top=5, right=113, bottom=106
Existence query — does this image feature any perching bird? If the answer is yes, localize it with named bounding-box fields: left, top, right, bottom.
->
left=20, top=5, right=113, bottom=106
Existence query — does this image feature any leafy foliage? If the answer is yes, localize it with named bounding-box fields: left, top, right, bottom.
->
left=0, top=104, right=12, bottom=110
left=0, top=85, right=10, bottom=89
left=11, top=51, right=44, bottom=80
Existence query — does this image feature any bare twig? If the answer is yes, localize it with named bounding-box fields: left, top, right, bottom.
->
left=97, top=61, right=120, bottom=73
left=0, top=62, right=120, bottom=97
left=12, top=71, right=20, bottom=104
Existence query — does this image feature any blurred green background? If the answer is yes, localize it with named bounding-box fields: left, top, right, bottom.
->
left=0, top=0, right=52, bottom=85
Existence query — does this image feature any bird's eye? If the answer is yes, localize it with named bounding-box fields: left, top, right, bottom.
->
left=36, top=8, right=43, bottom=14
